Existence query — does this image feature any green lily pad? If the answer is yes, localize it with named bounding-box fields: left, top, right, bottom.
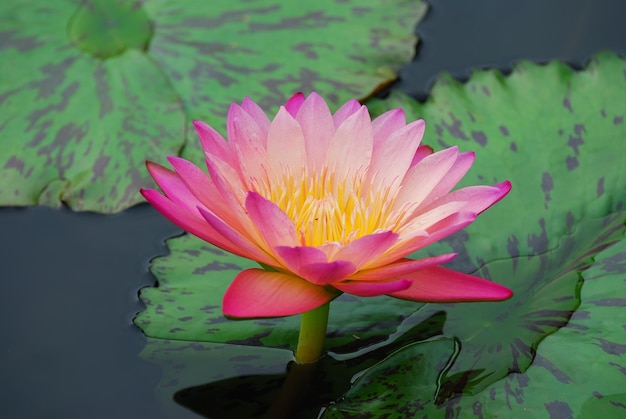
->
left=136, top=233, right=423, bottom=351
left=323, top=338, right=458, bottom=418
left=0, top=0, right=426, bottom=212
left=137, top=53, right=626, bottom=416
left=408, top=233, right=626, bottom=417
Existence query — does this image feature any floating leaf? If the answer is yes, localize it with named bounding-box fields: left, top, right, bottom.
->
left=135, top=233, right=423, bottom=351
left=0, top=1, right=185, bottom=212
left=0, top=0, right=427, bottom=212
left=410, top=233, right=626, bottom=417
left=136, top=52, right=626, bottom=416
left=143, top=0, right=427, bottom=164
left=323, top=338, right=458, bottom=418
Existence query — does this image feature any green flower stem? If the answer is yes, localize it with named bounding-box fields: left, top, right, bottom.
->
left=294, top=302, right=330, bottom=364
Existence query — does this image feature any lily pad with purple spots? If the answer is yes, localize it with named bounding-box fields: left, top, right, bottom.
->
left=0, top=0, right=426, bottom=212
left=137, top=53, right=626, bottom=417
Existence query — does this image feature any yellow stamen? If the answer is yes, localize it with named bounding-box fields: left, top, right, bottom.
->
left=251, top=167, right=409, bottom=247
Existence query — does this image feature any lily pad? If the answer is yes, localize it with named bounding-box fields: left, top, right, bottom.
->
left=323, top=338, right=458, bottom=418
left=137, top=52, right=625, bottom=344
left=135, top=233, right=423, bottom=351
left=137, top=53, right=626, bottom=416
left=406, top=233, right=626, bottom=417
left=0, top=0, right=426, bottom=212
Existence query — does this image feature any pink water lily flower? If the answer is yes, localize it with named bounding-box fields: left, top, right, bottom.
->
left=142, top=92, right=512, bottom=319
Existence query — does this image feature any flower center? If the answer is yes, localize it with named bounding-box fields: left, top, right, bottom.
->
left=252, top=168, right=406, bottom=247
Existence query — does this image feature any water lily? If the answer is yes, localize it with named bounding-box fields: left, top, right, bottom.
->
left=142, top=92, right=512, bottom=362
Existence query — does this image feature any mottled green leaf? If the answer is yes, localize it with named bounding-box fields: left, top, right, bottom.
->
left=0, top=0, right=426, bottom=212
left=0, top=1, right=185, bottom=212
left=142, top=0, right=427, bottom=164
left=323, top=338, right=458, bottom=418
left=368, top=52, right=626, bottom=262
left=137, top=53, right=626, bottom=416
left=409, top=234, right=626, bottom=418
left=135, top=233, right=423, bottom=351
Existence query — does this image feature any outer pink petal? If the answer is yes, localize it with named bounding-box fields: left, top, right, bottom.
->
left=223, top=268, right=337, bottom=318
left=227, top=103, right=269, bottom=181
left=276, top=245, right=328, bottom=268
left=193, top=121, right=236, bottom=168
left=333, top=231, right=398, bottom=270
left=396, top=146, right=459, bottom=210
left=298, top=260, right=356, bottom=285
left=141, top=189, right=243, bottom=258
left=204, top=156, right=250, bottom=231
left=387, top=266, right=513, bottom=302
left=241, top=97, right=270, bottom=135
left=245, top=192, right=299, bottom=249
left=333, top=99, right=362, bottom=127
left=410, top=144, right=434, bottom=167
left=372, top=108, right=406, bottom=146
left=367, top=119, right=425, bottom=191
left=285, top=92, right=306, bottom=117
left=376, top=212, right=477, bottom=267
left=333, top=279, right=412, bottom=297
left=197, top=206, right=275, bottom=265
left=326, top=106, right=373, bottom=179
left=266, top=107, right=307, bottom=179
left=418, top=181, right=512, bottom=216
left=146, top=161, right=206, bottom=216
left=275, top=246, right=355, bottom=285
left=295, top=92, right=335, bottom=170
left=352, top=253, right=457, bottom=281
left=421, top=151, right=475, bottom=202
left=166, top=156, right=229, bottom=219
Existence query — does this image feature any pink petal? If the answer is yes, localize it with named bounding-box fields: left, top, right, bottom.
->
left=193, top=120, right=236, bottom=168
left=298, top=260, right=356, bottom=285
left=376, top=212, right=477, bottom=267
left=266, top=107, right=307, bottom=179
left=146, top=161, right=206, bottom=216
left=410, top=144, right=434, bottom=167
left=141, top=189, right=243, bottom=257
left=396, top=146, right=459, bottom=210
left=227, top=103, right=269, bottom=181
left=285, top=92, right=306, bottom=117
left=203, top=156, right=250, bottom=230
left=387, top=266, right=513, bottom=302
left=421, top=151, right=475, bottom=201
left=367, top=119, right=425, bottom=191
left=372, top=108, right=406, bottom=146
left=295, top=92, right=335, bottom=170
left=166, top=156, right=228, bottom=219
left=352, top=253, right=457, bottom=281
left=334, top=231, right=398, bottom=270
left=333, top=99, right=362, bottom=127
left=276, top=245, right=328, bottom=268
left=275, top=246, right=355, bottom=285
left=223, top=268, right=337, bottom=318
left=197, top=206, right=276, bottom=265
left=333, top=279, right=412, bottom=297
left=326, top=106, right=373, bottom=179
left=418, top=181, right=512, bottom=216
left=241, top=97, right=270, bottom=135
left=245, top=192, right=299, bottom=249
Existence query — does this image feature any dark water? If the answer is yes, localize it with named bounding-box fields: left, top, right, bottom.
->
left=1, top=1, right=625, bottom=418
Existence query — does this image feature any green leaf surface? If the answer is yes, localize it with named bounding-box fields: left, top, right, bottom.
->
left=323, top=338, right=458, bottom=418
left=136, top=233, right=423, bottom=352
left=137, top=53, right=626, bottom=417
left=408, top=234, right=626, bottom=418
left=0, top=0, right=426, bottom=212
